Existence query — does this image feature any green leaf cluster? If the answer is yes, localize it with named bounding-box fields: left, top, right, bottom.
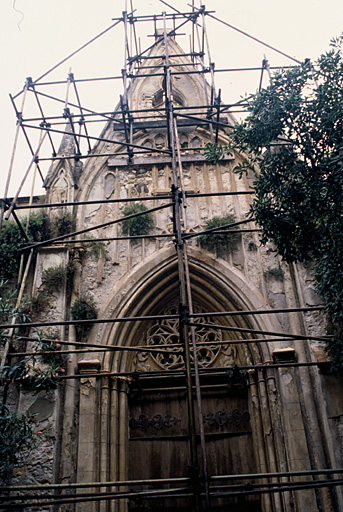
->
left=204, top=143, right=226, bottom=164
left=231, top=37, right=343, bottom=372
left=71, top=295, right=98, bottom=338
left=84, top=236, right=109, bottom=260
left=0, top=283, right=24, bottom=324
left=1, top=359, right=59, bottom=392
left=0, top=211, right=76, bottom=281
left=204, top=142, right=233, bottom=164
left=198, top=213, right=241, bottom=253
left=0, top=405, right=35, bottom=480
left=49, top=210, right=75, bottom=239
left=1, top=328, right=64, bottom=393
left=0, top=214, right=49, bottom=280
left=36, top=331, right=63, bottom=367
left=121, top=203, right=154, bottom=238
left=41, top=264, right=67, bottom=292
left=1, top=281, right=63, bottom=391
left=0, top=281, right=30, bottom=341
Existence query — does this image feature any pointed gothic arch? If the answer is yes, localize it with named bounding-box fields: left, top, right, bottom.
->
left=94, top=247, right=281, bottom=373
left=74, top=248, right=303, bottom=511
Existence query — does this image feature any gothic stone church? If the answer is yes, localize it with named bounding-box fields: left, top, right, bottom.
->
left=13, top=34, right=343, bottom=512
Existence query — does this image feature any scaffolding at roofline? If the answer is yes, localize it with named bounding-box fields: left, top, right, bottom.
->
left=0, top=1, right=341, bottom=511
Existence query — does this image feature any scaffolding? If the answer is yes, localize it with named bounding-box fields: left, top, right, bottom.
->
left=0, top=1, right=342, bottom=511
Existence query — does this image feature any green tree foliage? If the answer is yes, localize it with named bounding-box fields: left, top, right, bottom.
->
left=0, top=405, right=35, bottom=480
left=232, top=36, right=343, bottom=372
left=204, top=142, right=227, bottom=164
left=0, top=211, right=75, bottom=281
left=0, top=283, right=28, bottom=326
left=0, top=214, right=49, bottom=279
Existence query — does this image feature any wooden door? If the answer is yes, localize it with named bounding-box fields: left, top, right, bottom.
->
left=128, top=377, right=261, bottom=511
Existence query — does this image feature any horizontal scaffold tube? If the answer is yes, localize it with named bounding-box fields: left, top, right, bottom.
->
left=3, top=467, right=342, bottom=491
left=0, top=306, right=325, bottom=334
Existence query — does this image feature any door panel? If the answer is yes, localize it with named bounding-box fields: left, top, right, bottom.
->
left=128, top=384, right=261, bottom=511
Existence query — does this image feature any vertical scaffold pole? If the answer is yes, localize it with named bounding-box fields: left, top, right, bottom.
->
left=162, top=11, right=209, bottom=510
left=0, top=81, right=29, bottom=229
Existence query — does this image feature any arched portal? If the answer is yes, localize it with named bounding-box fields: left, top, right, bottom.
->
left=77, top=249, right=295, bottom=512
left=100, top=248, right=278, bottom=373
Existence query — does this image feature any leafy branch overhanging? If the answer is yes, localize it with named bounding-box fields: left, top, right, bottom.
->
left=228, top=35, right=343, bottom=373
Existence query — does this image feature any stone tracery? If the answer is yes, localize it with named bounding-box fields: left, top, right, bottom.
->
left=134, top=299, right=237, bottom=371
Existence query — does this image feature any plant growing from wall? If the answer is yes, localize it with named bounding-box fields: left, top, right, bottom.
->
left=41, top=264, right=67, bottom=292
left=31, top=290, right=48, bottom=316
left=198, top=213, right=241, bottom=254
left=49, top=210, right=75, bottom=238
left=71, top=295, right=98, bottom=339
left=121, top=203, right=154, bottom=238
left=263, top=267, right=285, bottom=280
left=31, top=264, right=69, bottom=317
left=84, top=236, right=109, bottom=260
left=36, top=330, right=64, bottom=368
left=36, top=258, right=76, bottom=310
left=0, top=281, right=64, bottom=479
left=1, top=281, right=64, bottom=389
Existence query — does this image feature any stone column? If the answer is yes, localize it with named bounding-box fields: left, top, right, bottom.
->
left=99, top=376, right=110, bottom=512
left=60, top=247, right=83, bottom=487
left=278, top=365, right=318, bottom=511
left=110, top=378, right=119, bottom=512
left=257, top=369, right=283, bottom=512
left=109, top=376, right=130, bottom=512
left=249, top=371, right=274, bottom=512
left=266, top=370, right=292, bottom=512
left=76, top=359, right=101, bottom=512
left=118, top=378, right=129, bottom=512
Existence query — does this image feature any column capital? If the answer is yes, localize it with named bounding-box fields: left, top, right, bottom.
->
left=78, top=359, right=101, bottom=374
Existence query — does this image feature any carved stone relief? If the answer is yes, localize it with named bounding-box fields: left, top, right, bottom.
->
left=133, top=299, right=237, bottom=371
left=50, top=169, right=70, bottom=204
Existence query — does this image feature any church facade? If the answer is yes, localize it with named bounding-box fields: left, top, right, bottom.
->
left=6, top=34, right=343, bottom=512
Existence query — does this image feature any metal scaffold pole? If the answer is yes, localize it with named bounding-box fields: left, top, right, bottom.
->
left=161, top=11, right=205, bottom=509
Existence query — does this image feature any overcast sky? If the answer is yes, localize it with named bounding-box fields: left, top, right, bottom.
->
left=1, top=0, right=342, bottom=197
